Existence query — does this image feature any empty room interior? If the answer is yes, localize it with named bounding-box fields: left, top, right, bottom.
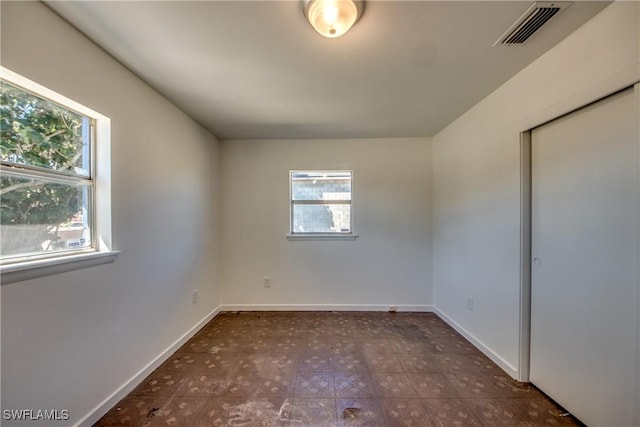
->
left=1, top=1, right=639, bottom=426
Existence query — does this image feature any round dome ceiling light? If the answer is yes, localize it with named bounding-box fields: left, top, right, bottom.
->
left=302, top=0, right=364, bottom=38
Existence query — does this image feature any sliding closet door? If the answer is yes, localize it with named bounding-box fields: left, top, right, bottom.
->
left=530, top=85, right=639, bottom=426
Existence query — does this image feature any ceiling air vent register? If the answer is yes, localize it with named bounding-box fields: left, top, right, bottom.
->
left=494, top=1, right=572, bottom=45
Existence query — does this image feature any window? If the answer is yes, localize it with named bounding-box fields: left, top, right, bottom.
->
left=0, top=67, right=115, bottom=283
left=288, top=170, right=356, bottom=239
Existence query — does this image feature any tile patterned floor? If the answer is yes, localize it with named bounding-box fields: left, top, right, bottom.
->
left=95, top=312, right=581, bottom=426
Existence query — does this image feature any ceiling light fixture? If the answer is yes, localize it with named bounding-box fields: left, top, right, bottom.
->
left=302, top=0, right=364, bottom=38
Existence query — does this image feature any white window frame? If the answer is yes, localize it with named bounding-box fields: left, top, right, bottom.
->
left=287, top=170, right=358, bottom=241
left=0, top=67, right=118, bottom=285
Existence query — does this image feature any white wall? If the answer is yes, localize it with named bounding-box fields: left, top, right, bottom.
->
left=220, top=137, right=432, bottom=310
left=432, top=2, right=639, bottom=377
left=0, top=2, right=221, bottom=426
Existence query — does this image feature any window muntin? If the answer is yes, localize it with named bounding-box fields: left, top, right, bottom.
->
left=290, top=170, right=353, bottom=234
left=1, top=79, right=95, bottom=263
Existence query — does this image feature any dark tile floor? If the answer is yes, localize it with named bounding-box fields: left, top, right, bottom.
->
left=95, top=311, right=580, bottom=426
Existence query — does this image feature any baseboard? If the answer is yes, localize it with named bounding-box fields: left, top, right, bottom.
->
left=433, top=306, right=519, bottom=379
left=219, top=304, right=433, bottom=312
left=76, top=305, right=223, bottom=427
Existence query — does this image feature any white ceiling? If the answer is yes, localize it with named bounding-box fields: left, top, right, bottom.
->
left=46, top=1, right=609, bottom=140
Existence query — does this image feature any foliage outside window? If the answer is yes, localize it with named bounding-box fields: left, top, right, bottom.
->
left=1, top=79, right=94, bottom=262
left=290, top=170, right=353, bottom=235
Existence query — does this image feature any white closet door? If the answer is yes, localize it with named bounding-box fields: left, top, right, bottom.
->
left=530, top=86, right=639, bottom=427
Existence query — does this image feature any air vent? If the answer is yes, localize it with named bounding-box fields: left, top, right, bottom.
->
left=494, top=1, right=572, bottom=46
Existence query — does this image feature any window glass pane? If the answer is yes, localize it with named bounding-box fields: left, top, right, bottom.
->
left=1, top=175, right=92, bottom=257
left=293, top=204, right=351, bottom=233
left=0, top=80, right=90, bottom=177
left=291, top=171, right=351, bottom=201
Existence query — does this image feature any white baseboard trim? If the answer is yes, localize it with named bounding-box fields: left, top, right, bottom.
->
left=219, top=304, right=433, bottom=312
left=433, top=306, right=519, bottom=380
left=76, top=305, right=223, bottom=427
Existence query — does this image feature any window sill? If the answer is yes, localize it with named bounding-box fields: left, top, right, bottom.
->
left=286, top=234, right=359, bottom=241
left=1, top=250, right=120, bottom=285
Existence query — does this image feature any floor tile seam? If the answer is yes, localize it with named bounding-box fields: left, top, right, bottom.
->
left=422, top=398, right=488, bottom=427
left=375, top=397, right=440, bottom=427
left=164, top=361, right=493, bottom=375
left=456, top=397, right=534, bottom=427
left=224, top=380, right=515, bottom=400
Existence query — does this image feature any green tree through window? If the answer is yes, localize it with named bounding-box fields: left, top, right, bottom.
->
left=1, top=80, right=92, bottom=257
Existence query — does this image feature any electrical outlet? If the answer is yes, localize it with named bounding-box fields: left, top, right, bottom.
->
left=467, top=296, right=474, bottom=311
left=263, top=277, right=271, bottom=288
left=192, top=289, right=198, bottom=304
